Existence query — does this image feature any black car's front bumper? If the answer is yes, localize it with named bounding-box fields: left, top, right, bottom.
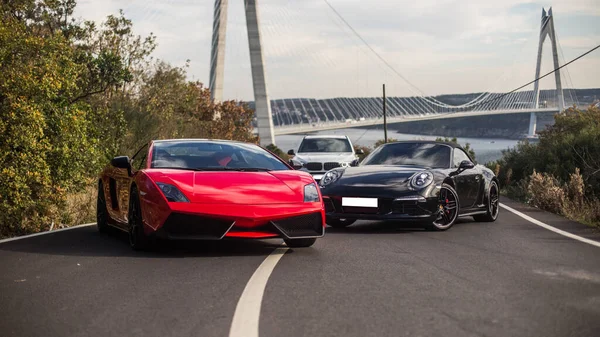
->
left=323, top=195, right=439, bottom=221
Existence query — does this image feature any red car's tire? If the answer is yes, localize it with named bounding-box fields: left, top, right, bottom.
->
left=284, top=238, right=317, bottom=248
left=96, top=181, right=109, bottom=233
left=128, top=187, right=153, bottom=251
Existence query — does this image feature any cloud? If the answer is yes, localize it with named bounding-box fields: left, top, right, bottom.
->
left=75, top=0, right=600, bottom=100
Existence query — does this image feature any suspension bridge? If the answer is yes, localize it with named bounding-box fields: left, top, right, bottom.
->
left=209, top=1, right=581, bottom=145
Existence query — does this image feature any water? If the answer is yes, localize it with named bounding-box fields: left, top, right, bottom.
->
left=275, top=128, right=519, bottom=164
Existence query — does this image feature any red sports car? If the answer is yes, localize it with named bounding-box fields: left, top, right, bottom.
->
left=96, top=139, right=325, bottom=250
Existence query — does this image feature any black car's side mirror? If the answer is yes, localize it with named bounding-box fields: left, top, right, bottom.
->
left=287, top=149, right=295, bottom=156
left=111, top=156, right=132, bottom=175
left=355, top=149, right=364, bottom=155
left=459, top=160, right=475, bottom=170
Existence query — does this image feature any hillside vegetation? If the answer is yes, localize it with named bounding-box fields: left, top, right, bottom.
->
left=0, top=0, right=256, bottom=238
left=488, top=106, right=600, bottom=227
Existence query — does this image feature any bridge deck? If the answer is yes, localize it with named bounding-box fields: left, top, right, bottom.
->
left=270, top=108, right=559, bottom=135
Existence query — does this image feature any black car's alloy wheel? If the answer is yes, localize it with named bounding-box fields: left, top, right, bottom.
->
left=96, top=181, right=109, bottom=233
left=474, top=181, right=500, bottom=222
left=128, top=187, right=152, bottom=251
left=426, top=183, right=459, bottom=231
left=326, top=218, right=357, bottom=228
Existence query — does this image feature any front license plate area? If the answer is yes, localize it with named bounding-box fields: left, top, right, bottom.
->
left=342, top=197, right=378, bottom=208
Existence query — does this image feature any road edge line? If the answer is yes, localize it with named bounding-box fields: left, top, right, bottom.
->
left=0, top=223, right=97, bottom=244
left=229, top=246, right=289, bottom=337
left=500, top=203, right=600, bottom=248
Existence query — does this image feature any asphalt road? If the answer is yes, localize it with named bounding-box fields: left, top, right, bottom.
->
left=1, top=199, right=600, bottom=337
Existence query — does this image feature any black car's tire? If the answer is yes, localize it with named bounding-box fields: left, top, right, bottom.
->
left=284, top=238, right=317, bottom=248
left=424, top=183, right=460, bottom=231
left=128, top=187, right=153, bottom=251
left=473, top=181, right=500, bottom=222
left=96, top=181, right=109, bottom=233
left=326, top=218, right=357, bottom=228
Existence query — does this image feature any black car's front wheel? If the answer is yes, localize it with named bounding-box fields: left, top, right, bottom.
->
left=284, top=238, right=317, bottom=248
left=473, top=181, right=500, bottom=222
left=425, top=183, right=459, bottom=231
left=128, top=187, right=153, bottom=251
left=326, top=218, right=357, bottom=228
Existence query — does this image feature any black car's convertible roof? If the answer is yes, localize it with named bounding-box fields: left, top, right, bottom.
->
left=383, top=140, right=464, bottom=149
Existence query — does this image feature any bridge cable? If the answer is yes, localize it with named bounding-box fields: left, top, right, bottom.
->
left=467, top=43, right=600, bottom=110
left=321, top=0, right=534, bottom=110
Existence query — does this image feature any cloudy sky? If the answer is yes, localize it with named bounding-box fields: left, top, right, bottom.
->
left=76, top=0, right=600, bottom=100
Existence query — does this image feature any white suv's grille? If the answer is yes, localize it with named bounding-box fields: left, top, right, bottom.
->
left=305, top=162, right=323, bottom=171
left=324, top=162, right=341, bottom=171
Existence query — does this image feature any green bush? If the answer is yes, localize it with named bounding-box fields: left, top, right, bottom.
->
left=266, top=144, right=289, bottom=162
left=490, top=106, right=600, bottom=227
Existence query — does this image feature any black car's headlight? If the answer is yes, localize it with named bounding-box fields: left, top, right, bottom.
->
left=156, top=182, right=189, bottom=202
left=410, top=171, right=434, bottom=189
left=304, top=183, right=320, bottom=202
left=319, top=170, right=343, bottom=188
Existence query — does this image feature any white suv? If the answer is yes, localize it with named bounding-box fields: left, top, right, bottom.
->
left=287, top=135, right=363, bottom=181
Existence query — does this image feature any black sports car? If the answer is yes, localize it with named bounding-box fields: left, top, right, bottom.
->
left=319, top=141, right=499, bottom=231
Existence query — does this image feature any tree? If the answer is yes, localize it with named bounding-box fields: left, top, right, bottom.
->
left=436, top=137, right=476, bottom=160
left=0, top=12, right=110, bottom=236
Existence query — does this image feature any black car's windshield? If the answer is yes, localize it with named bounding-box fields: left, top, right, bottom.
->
left=361, top=143, right=451, bottom=168
left=298, top=138, right=352, bottom=153
left=151, top=141, right=290, bottom=171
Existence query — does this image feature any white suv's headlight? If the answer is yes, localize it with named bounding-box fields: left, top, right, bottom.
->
left=304, top=183, right=320, bottom=202
left=410, top=171, right=434, bottom=189
left=319, top=170, right=343, bottom=188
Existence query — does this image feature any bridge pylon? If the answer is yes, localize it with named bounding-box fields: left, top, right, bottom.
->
left=210, top=0, right=275, bottom=146
left=529, top=7, right=565, bottom=137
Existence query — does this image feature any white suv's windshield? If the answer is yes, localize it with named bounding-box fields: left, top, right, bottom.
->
left=298, top=138, right=352, bottom=153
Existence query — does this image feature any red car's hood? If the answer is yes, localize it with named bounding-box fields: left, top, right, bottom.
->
left=145, top=169, right=316, bottom=205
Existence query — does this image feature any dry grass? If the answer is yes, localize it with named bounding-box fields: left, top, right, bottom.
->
left=60, top=180, right=97, bottom=228
left=524, top=169, right=600, bottom=228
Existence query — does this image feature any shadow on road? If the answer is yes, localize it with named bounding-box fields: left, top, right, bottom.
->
left=325, top=218, right=477, bottom=234
left=0, top=226, right=283, bottom=258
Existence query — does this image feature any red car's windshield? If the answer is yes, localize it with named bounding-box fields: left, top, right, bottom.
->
left=151, top=141, right=290, bottom=171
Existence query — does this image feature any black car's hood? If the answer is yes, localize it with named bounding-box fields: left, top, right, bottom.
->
left=336, top=165, right=426, bottom=187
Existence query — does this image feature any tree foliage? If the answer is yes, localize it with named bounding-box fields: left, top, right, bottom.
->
left=489, top=106, right=600, bottom=197
left=435, top=137, right=476, bottom=160
left=0, top=0, right=256, bottom=238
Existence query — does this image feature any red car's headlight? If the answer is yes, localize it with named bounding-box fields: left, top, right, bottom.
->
left=304, top=183, right=320, bottom=202
left=156, top=183, right=189, bottom=202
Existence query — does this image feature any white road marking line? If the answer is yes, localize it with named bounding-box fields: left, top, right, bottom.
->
left=229, top=246, right=289, bottom=337
left=500, top=203, right=600, bottom=248
left=0, top=223, right=96, bottom=244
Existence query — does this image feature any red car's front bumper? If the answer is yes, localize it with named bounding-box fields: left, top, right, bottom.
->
left=147, top=202, right=325, bottom=240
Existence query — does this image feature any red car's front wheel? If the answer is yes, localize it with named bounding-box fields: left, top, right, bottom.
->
left=128, top=187, right=153, bottom=251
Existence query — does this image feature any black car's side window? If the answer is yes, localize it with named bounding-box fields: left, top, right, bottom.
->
left=132, top=144, right=149, bottom=171
left=453, top=149, right=472, bottom=168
